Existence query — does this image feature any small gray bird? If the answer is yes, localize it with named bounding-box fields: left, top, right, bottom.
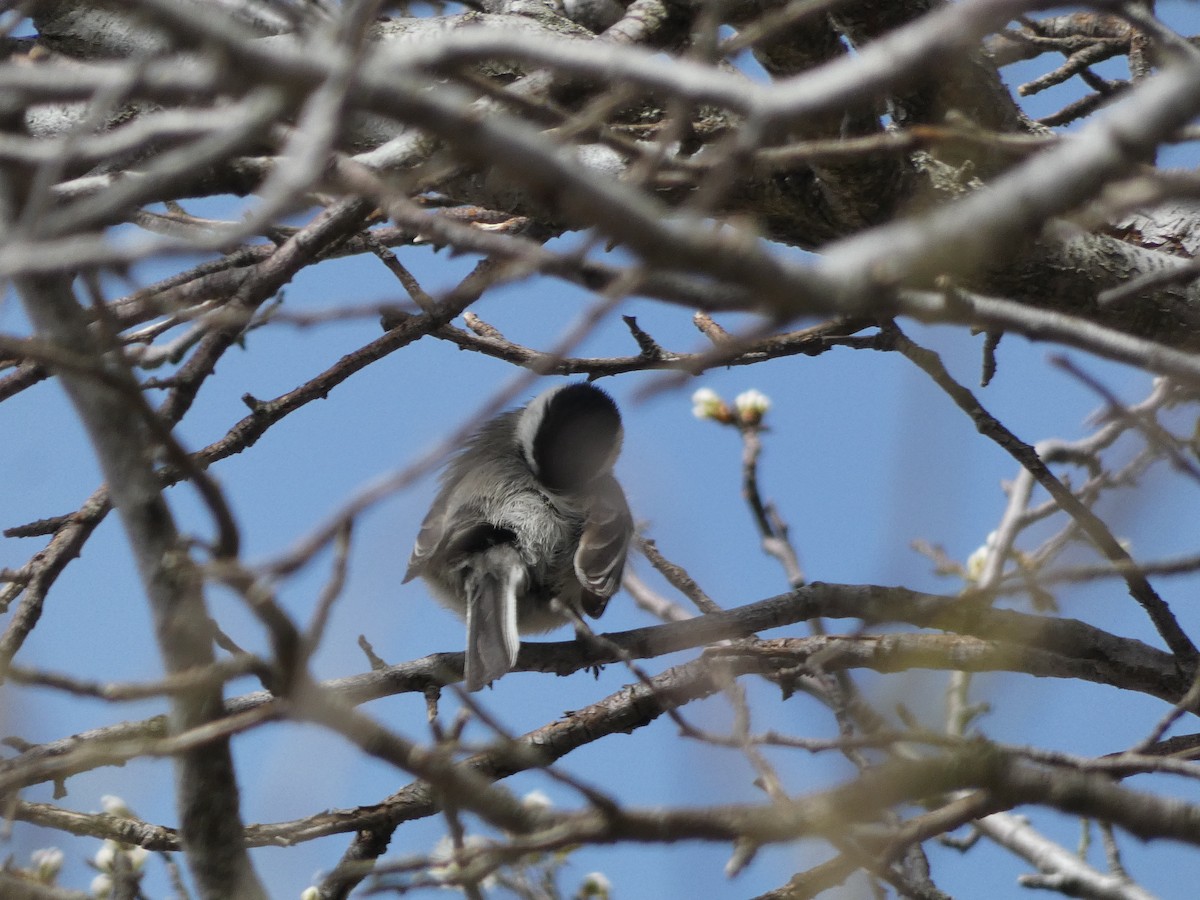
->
left=404, top=382, right=633, bottom=691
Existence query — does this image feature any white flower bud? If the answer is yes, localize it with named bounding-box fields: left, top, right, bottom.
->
left=580, top=871, right=612, bottom=898
left=94, top=840, right=118, bottom=873
left=126, top=845, right=149, bottom=872
left=31, top=847, right=63, bottom=883
left=965, top=531, right=998, bottom=583
left=522, top=789, right=552, bottom=812
left=90, top=873, right=113, bottom=898
left=965, top=545, right=988, bottom=582
left=101, top=795, right=133, bottom=818
left=692, top=387, right=731, bottom=423
left=734, top=389, right=771, bottom=424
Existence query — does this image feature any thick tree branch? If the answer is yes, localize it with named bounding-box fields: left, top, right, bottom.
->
left=10, top=273, right=266, bottom=899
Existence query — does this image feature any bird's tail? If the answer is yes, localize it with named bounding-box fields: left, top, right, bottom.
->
left=464, top=545, right=526, bottom=691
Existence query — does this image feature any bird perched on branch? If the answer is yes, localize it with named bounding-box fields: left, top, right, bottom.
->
left=405, top=382, right=633, bottom=691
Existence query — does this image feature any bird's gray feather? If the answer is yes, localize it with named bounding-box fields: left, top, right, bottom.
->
left=464, top=544, right=525, bottom=691
left=404, top=388, right=631, bottom=690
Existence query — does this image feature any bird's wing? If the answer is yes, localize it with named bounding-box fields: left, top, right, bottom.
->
left=574, top=475, right=633, bottom=618
left=402, top=489, right=450, bottom=583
